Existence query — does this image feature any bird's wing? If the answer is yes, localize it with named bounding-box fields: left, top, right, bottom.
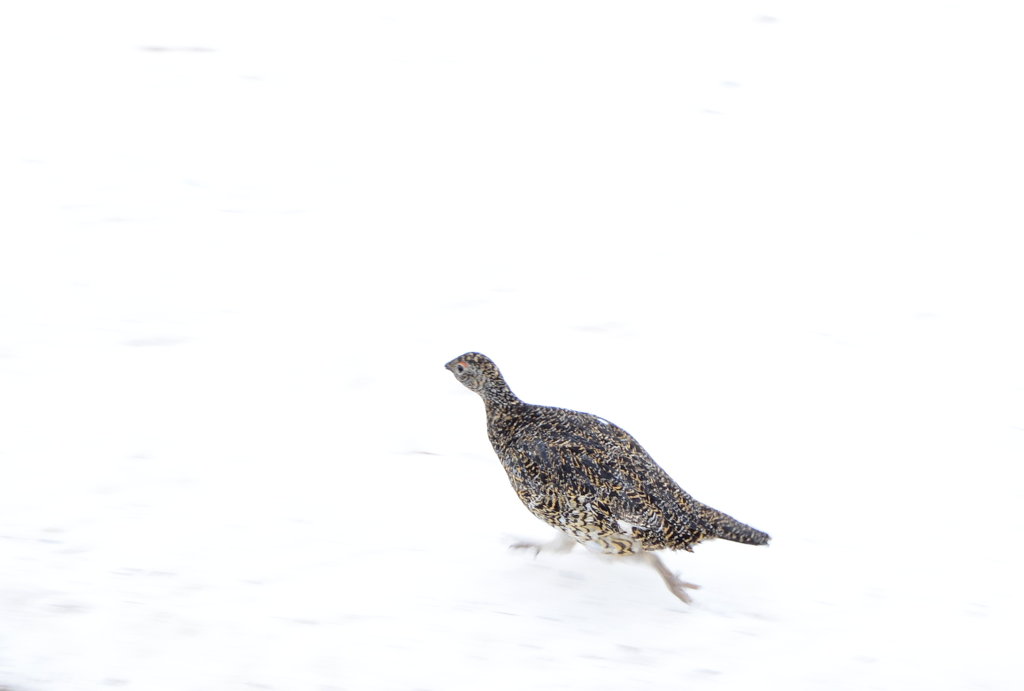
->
left=509, top=413, right=665, bottom=529
left=522, top=411, right=718, bottom=548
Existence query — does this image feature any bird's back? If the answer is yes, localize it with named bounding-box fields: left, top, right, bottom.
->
left=486, top=402, right=769, bottom=552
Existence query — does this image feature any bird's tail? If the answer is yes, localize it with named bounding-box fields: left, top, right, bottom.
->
left=705, top=507, right=770, bottom=546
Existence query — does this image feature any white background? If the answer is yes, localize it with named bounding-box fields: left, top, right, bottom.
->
left=2, top=1, right=1022, bottom=689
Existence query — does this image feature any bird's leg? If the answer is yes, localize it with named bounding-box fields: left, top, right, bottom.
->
left=639, top=552, right=700, bottom=604
left=510, top=531, right=578, bottom=558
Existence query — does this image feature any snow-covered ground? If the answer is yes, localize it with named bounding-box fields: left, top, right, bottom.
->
left=2, top=1, right=1023, bottom=689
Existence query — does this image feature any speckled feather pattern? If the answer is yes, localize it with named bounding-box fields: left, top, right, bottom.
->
left=446, top=352, right=770, bottom=556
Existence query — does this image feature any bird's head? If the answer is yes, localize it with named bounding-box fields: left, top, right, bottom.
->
left=445, top=352, right=519, bottom=404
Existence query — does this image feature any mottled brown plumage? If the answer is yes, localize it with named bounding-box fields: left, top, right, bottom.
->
left=445, top=351, right=769, bottom=603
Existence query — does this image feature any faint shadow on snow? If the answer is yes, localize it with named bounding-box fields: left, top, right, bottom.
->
left=120, top=336, right=190, bottom=347
left=138, top=46, right=217, bottom=53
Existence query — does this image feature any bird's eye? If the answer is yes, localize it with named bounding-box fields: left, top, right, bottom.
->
left=456, top=362, right=466, bottom=374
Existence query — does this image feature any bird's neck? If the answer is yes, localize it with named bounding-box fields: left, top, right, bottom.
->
left=480, top=379, right=522, bottom=409
left=484, top=395, right=526, bottom=451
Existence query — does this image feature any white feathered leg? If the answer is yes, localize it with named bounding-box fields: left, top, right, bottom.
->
left=510, top=531, right=578, bottom=557
left=639, top=551, right=700, bottom=604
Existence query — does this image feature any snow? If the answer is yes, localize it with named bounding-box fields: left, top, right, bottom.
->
left=2, top=1, right=1023, bottom=689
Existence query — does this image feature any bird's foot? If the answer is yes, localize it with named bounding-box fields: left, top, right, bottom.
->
left=663, top=574, right=701, bottom=604
left=510, top=532, right=577, bottom=558
left=640, top=552, right=701, bottom=604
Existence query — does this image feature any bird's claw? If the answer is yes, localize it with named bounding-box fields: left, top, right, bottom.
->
left=509, top=542, right=542, bottom=558
left=665, top=573, right=701, bottom=603
left=509, top=533, right=577, bottom=558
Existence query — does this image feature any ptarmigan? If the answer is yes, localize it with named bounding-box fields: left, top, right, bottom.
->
left=445, top=352, right=769, bottom=604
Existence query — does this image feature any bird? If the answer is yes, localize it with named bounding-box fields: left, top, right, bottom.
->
left=445, top=351, right=769, bottom=604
